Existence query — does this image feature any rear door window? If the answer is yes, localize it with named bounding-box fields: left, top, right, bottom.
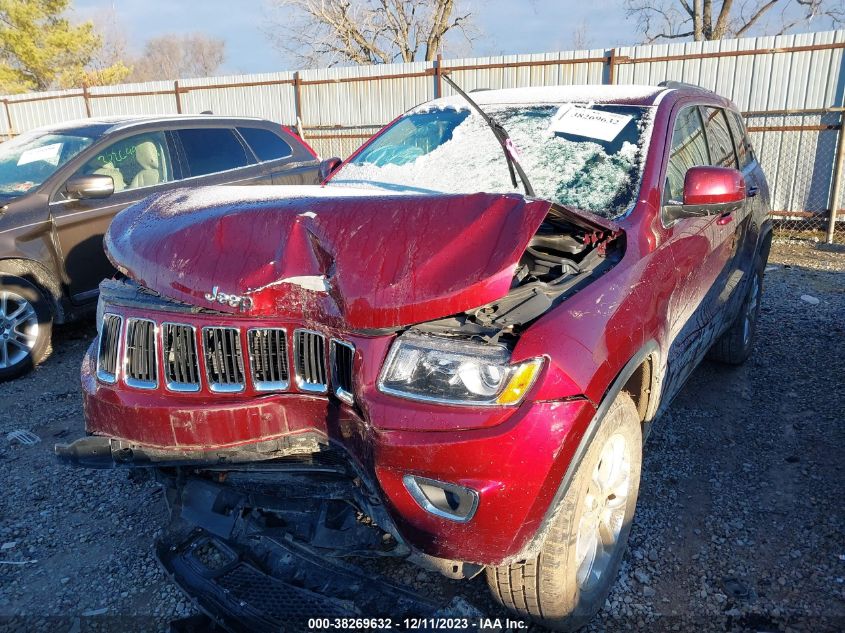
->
left=237, top=127, right=293, bottom=162
left=726, top=111, right=753, bottom=169
left=702, top=107, right=738, bottom=169
left=665, top=106, right=711, bottom=204
left=175, top=128, right=252, bottom=177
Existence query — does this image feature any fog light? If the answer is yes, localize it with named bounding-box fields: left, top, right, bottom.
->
left=403, top=475, right=479, bottom=522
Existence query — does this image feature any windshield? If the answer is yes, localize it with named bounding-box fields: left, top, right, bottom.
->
left=0, top=131, right=95, bottom=199
left=330, top=103, right=653, bottom=218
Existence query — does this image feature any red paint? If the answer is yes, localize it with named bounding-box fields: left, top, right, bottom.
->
left=80, top=86, right=771, bottom=565
left=683, top=165, right=747, bottom=205
left=285, top=125, right=319, bottom=159
left=106, top=192, right=554, bottom=329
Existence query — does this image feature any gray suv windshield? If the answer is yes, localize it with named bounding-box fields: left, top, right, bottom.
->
left=0, top=131, right=94, bottom=198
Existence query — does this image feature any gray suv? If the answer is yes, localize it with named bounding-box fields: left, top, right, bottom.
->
left=0, top=114, right=335, bottom=380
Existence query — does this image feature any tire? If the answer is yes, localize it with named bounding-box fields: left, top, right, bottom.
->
left=0, top=275, right=53, bottom=381
left=707, top=262, right=763, bottom=365
left=486, top=392, right=642, bottom=631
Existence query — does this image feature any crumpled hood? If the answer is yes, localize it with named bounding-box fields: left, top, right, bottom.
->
left=106, top=185, right=559, bottom=329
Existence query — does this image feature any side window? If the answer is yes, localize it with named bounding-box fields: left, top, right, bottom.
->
left=702, top=107, right=738, bottom=169
left=175, top=128, right=252, bottom=177
left=74, top=131, right=172, bottom=192
left=237, top=127, right=293, bottom=162
left=665, top=106, right=711, bottom=204
left=726, top=110, right=753, bottom=169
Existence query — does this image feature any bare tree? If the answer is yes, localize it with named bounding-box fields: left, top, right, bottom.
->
left=128, top=33, right=225, bottom=82
left=624, top=0, right=844, bottom=42
left=266, top=0, right=475, bottom=67
left=571, top=21, right=591, bottom=50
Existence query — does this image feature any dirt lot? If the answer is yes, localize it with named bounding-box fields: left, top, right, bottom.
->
left=0, top=240, right=843, bottom=633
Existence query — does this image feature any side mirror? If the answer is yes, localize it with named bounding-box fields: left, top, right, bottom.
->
left=65, top=175, right=114, bottom=200
left=318, top=157, right=342, bottom=182
left=664, top=166, right=746, bottom=223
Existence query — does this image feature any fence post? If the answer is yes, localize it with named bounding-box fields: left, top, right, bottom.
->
left=826, top=110, right=845, bottom=243
left=174, top=80, right=182, bottom=114
left=2, top=99, right=13, bottom=139
left=81, top=85, right=92, bottom=117
left=607, top=48, right=617, bottom=85
left=435, top=54, right=443, bottom=98
left=293, top=71, right=304, bottom=132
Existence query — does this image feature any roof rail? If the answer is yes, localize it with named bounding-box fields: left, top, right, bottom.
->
left=657, top=80, right=710, bottom=91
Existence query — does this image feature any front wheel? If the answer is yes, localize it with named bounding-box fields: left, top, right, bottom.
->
left=486, top=392, right=642, bottom=631
left=0, top=275, right=52, bottom=381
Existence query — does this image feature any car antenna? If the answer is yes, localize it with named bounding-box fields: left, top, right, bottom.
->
left=441, top=73, right=535, bottom=197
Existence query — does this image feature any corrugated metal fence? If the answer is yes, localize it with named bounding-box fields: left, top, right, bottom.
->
left=2, top=30, right=844, bottom=242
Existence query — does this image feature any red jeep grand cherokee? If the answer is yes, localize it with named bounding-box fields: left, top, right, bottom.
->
left=58, top=82, right=771, bottom=631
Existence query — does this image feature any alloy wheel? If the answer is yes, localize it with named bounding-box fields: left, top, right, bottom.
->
left=0, top=289, right=39, bottom=369
left=742, top=272, right=761, bottom=346
left=575, top=433, right=632, bottom=591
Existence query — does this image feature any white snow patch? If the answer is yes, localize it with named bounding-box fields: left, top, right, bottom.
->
left=412, top=84, right=665, bottom=115
left=298, top=211, right=317, bottom=218
left=152, top=184, right=409, bottom=217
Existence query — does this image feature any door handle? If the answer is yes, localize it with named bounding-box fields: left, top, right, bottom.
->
left=747, top=186, right=759, bottom=198
left=717, top=213, right=734, bottom=226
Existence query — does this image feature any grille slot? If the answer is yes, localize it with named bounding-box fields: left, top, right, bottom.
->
left=203, top=327, right=245, bottom=392
left=162, top=323, right=200, bottom=392
left=331, top=339, right=355, bottom=405
left=248, top=328, right=289, bottom=391
left=96, top=314, right=122, bottom=383
left=124, top=318, right=158, bottom=389
left=293, top=330, right=327, bottom=393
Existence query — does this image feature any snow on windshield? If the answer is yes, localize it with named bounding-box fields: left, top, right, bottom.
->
left=330, top=103, right=653, bottom=218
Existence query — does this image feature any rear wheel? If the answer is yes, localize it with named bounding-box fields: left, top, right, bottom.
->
left=486, top=392, right=642, bottom=631
left=0, top=275, right=52, bottom=381
left=708, top=262, right=763, bottom=365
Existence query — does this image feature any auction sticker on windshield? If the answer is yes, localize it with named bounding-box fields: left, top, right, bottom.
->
left=548, top=106, right=633, bottom=142
left=17, top=143, right=62, bottom=166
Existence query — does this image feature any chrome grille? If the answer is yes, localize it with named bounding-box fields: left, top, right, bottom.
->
left=124, top=318, right=157, bottom=389
left=162, top=323, right=200, bottom=392
left=96, top=314, right=122, bottom=383
left=248, top=328, right=289, bottom=391
left=203, top=327, right=245, bottom=392
left=330, top=339, right=355, bottom=404
left=293, top=330, right=327, bottom=393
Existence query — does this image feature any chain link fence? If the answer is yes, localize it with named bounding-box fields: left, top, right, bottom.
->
left=747, top=110, right=845, bottom=243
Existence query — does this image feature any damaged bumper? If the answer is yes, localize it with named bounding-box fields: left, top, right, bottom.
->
left=54, top=433, right=327, bottom=468
left=66, top=333, right=595, bottom=565
left=154, top=474, right=479, bottom=630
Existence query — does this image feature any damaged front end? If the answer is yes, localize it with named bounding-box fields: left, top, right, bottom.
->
left=154, top=449, right=474, bottom=631
left=57, top=186, right=622, bottom=627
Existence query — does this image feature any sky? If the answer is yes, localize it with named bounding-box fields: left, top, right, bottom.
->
left=72, top=0, right=638, bottom=75
left=72, top=0, right=838, bottom=76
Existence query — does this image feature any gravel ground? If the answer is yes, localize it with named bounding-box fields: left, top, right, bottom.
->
left=0, top=240, right=843, bottom=633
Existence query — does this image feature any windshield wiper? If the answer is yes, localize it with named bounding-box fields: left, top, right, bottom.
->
left=441, top=74, right=535, bottom=197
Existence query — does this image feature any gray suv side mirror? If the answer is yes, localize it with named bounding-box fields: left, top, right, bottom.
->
left=65, top=175, right=115, bottom=200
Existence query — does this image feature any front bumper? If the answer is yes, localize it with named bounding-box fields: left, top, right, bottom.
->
left=69, top=323, right=595, bottom=565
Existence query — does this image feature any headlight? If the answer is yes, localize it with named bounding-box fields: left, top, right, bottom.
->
left=378, top=332, right=543, bottom=406
left=95, top=293, right=105, bottom=333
